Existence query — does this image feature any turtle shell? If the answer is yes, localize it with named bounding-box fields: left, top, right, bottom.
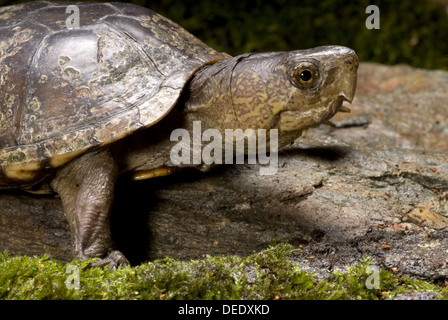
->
left=0, top=1, right=229, bottom=185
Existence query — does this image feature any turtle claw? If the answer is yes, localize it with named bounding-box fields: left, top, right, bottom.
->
left=89, top=250, right=130, bottom=270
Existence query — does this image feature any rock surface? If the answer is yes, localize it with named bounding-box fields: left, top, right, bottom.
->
left=1, top=62, right=448, bottom=284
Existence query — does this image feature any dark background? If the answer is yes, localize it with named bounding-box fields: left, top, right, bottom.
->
left=1, top=0, right=447, bottom=70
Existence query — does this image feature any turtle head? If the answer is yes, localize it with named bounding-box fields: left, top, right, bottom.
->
left=230, top=45, right=358, bottom=145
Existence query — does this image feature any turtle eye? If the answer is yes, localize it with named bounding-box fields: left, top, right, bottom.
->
left=299, top=70, right=312, bottom=82
left=293, top=66, right=318, bottom=88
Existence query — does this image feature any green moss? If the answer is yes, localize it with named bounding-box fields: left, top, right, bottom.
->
left=328, top=257, right=447, bottom=300
left=1, top=244, right=447, bottom=300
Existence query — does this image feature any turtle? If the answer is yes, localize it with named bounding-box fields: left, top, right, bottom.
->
left=0, top=1, right=358, bottom=268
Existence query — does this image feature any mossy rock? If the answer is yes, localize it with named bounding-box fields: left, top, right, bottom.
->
left=1, top=244, right=446, bottom=300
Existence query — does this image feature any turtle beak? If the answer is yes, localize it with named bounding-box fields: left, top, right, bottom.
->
left=339, top=49, right=359, bottom=104
left=341, top=91, right=355, bottom=104
left=335, top=48, right=358, bottom=115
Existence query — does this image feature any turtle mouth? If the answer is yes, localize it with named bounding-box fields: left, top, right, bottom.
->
left=320, top=95, right=351, bottom=125
left=277, top=95, right=352, bottom=132
left=306, top=96, right=351, bottom=129
left=336, top=95, right=352, bottom=113
left=340, top=90, right=354, bottom=104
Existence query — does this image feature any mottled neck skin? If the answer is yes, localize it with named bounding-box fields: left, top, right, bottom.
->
left=120, top=56, right=249, bottom=174
left=183, top=56, right=242, bottom=132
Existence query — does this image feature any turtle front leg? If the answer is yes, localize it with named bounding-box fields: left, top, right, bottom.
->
left=51, top=148, right=129, bottom=268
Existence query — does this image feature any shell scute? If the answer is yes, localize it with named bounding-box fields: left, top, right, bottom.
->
left=0, top=1, right=229, bottom=185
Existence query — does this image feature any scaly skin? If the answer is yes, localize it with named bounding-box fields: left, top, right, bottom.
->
left=50, top=148, right=129, bottom=267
